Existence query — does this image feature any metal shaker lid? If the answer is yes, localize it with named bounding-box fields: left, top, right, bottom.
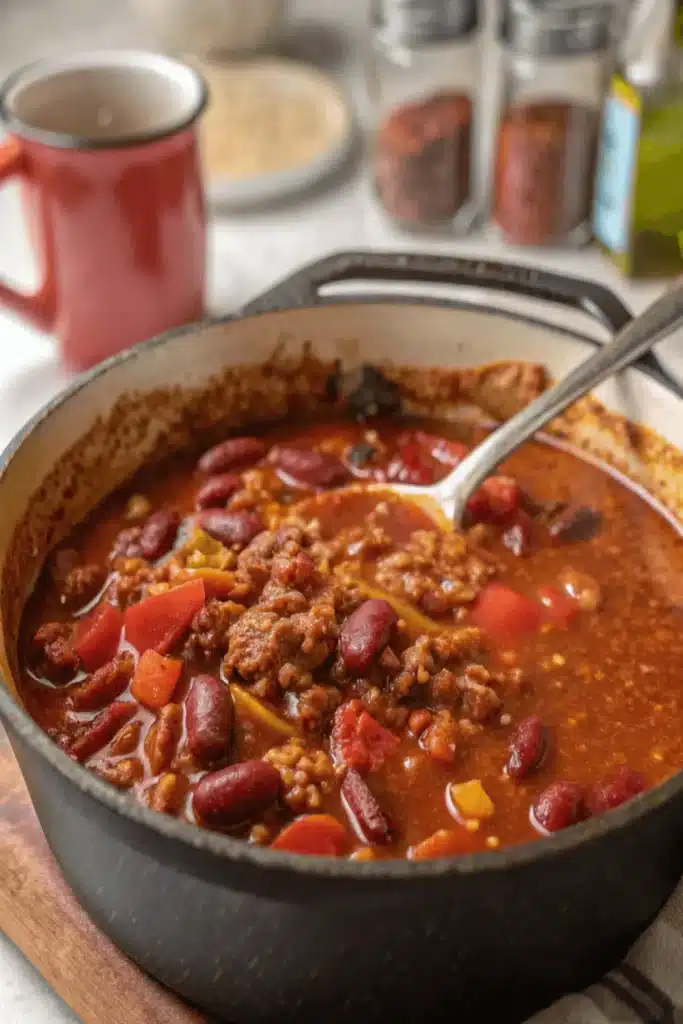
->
left=500, top=0, right=616, bottom=57
left=372, top=0, right=479, bottom=48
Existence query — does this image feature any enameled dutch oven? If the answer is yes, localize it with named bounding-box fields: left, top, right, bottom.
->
left=1, top=252, right=682, bottom=1024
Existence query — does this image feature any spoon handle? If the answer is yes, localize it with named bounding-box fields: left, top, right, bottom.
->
left=440, top=280, right=683, bottom=524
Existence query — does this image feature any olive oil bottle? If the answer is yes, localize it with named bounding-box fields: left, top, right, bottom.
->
left=593, top=0, right=683, bottom=277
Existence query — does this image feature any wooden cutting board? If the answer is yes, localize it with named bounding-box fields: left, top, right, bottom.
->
left=0, top=728, right=213, bottom=1024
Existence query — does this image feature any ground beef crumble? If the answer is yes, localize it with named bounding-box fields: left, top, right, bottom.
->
left=108, top=558, right=169, bottom=608
left=60, top=563, right=107, bottom=608
left=290, top=683, right=343, bottom=732
left=185, top=599, right=246, bottom=659
left=376, top=528, right=498, bottom=617
left=392, top=627, right=484, bottom=697
left=32, top=622, right=81, bottom=682
left=264, top=736, right=338, bottom=811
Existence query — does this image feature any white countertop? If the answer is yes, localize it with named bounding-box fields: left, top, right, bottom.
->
left=0, top=2, right=677, bottom=1022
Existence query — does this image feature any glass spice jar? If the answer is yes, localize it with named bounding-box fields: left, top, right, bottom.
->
left=369, top=0, right=482, bottom=232
left=493, top=0, right=618, bottom=247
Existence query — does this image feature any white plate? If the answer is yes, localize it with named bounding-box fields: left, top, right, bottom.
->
left=198, top=58, right=356, bottom=208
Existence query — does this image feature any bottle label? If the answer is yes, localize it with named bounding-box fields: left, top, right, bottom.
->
left=372, top=0, right=478, bottom=46
left=593, top=78, right=641, bottom=254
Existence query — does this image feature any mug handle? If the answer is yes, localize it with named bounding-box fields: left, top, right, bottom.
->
left=0, top=138, right=52, bottom=331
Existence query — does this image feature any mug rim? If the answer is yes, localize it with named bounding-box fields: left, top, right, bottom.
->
left=0, top=49, right=209, bottom=150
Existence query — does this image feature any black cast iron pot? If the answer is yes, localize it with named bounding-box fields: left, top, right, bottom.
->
left=1, top=252, right=682, bottom=1024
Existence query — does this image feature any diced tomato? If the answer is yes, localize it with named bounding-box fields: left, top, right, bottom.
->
left=130, top=649, right=182, bottom=709
left=73, top=602, right=123, bottom=672
left=470, top=583, right=542, bottom=642
left=271, top=814, right=348, bottom=856
left=124, top=579, right=205, bottom=654
left=538, top=585, right=578, bottom=628
left=331, top=700, right=399, bottom=773
left=466, top=475, right=520, bottom=525
left=408, top=828, right=481, bottom=860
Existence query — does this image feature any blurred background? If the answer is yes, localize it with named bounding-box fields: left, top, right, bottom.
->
left=0, top=0, right=678, bottom=318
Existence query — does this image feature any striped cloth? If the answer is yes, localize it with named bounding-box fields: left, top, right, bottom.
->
left=532, top=879, right=683, bottom=1024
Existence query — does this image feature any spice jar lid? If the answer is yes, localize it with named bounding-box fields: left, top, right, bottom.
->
left=372, top=0, right=479, bottom=48
left=500, top=0, right=616, bottom=58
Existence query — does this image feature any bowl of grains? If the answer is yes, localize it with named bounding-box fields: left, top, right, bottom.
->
left=197, top=57, right=356, bottom=207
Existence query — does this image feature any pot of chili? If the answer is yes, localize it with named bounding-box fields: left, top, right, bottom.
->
left=1, top=250, right=682, bottom=1024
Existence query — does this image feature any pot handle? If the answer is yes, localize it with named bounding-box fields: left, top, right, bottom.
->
left=244, top=251, right=633, bottom=335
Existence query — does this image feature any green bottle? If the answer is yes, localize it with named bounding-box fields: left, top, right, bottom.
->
left=593, top=0, right=683, bottom=277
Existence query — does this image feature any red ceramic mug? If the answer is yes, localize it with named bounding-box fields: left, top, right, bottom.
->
left=0, top=51, right=208, bottom=370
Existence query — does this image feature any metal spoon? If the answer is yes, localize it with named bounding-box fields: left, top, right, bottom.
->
left=387, top=281, right=683, bottom=526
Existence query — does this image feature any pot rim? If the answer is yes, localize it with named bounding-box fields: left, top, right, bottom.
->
left=0, top=297, right=680, bottom=886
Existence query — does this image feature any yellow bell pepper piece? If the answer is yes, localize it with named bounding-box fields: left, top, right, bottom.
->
left=230, top=683, right=295, bottom=738
left=450, top=780, right=495, bottom=820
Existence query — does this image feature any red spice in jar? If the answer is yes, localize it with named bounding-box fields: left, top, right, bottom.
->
left=374, top=91, right=472, bottom=227
left=493, top=101, right=598, bottom=246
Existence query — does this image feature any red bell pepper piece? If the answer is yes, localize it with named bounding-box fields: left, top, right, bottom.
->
left=73, top=602, right=123, bottom=672
left=271, top=814, right=348, bottom=856
left=330, top=700, right=399, bottom=773
left=130, top=649, right=182, bottom=709
left=538, top=585, right=578, bottom=628
left=470, top=582, right=542, bottom=643
left=124, top=579, right=205, bottom=654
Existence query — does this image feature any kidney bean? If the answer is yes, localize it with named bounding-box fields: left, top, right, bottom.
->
left=185, top=674, right=233, bottom=764
left=341, top=768, right=394, bottom=845
left=559, top=567, right=602, bottom=612
left=587, top=767, right=645, bottom=816
left=139, top=509, right=180, bottom=561
left=149, top=772, right=188, bottom=815
left=69, top=701, right=137, bottom=762
left=193, top=759, right=281, bottom=827
left=340, top=599, right=397, bottom=676
left=69, top=652, right=135, bottom=711
left=196, top=509, right=263, bottom=548
left=502, top=510, right=533, bottom=557
left=548, top=504, right=601, bottom=544
left=531, top=781, right=586, bottom=834
left=505, top=716, right=549, bottom=781
left=195, top=474, right=242, bottom=511
left=145, top=703, right=183, bottom=776
left=98, top=757, right=143, bottom=789
left=198, top=437, right=266, bottom=474
left=271, top=446, right=350, bottom=489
